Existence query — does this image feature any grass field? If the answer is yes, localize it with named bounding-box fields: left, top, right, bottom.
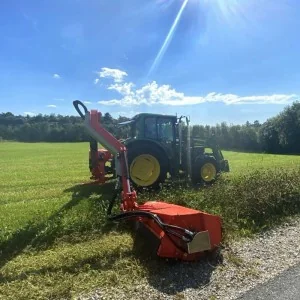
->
left=1, top=142, right=300, bottom=299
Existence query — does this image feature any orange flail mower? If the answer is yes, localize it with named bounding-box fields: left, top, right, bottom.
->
left=73, top=100, right=222, bottom=261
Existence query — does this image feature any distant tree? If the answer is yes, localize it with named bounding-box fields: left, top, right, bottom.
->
left=259, top=117, right=281, bottom=153
left=276, top=102, right=300, bottom=153
left=253, top=120, right=260, bottom=128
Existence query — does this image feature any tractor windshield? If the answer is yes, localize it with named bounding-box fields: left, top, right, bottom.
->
left=144, top=116, right=175, bottom=142
left=157, top=118, right=174, bottom=142
left=118, top=119, right=137, bottom=139
left=145, top=117, right=157, bottom=139
left=131, top=120, right=138, bottom=138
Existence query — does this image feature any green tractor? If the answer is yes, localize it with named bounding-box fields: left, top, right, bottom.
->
left=89, top=112, right=229, bottom=188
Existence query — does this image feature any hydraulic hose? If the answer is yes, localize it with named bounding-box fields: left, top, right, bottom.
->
left=108, top=210, right=195, bottom=242
left=108, top=210, right=196, bottom=254
left=73, top=100, right=88, bottom=120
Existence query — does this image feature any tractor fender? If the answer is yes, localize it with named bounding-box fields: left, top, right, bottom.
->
left=125, top=139, right=171, bottom=170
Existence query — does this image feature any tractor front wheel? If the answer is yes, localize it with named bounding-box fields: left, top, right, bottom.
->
left=192, top=156, right=218, bottom=185
left=127, top=146, right=167, bottom=189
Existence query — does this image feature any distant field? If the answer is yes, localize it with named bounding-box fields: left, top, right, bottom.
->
left=222, top=150, right=300, bottom=174
left=0, top=142, right=300, bottom=299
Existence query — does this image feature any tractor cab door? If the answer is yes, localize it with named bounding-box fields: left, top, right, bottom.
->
left=143, top=116, right=178, bottom=177
left=144, top=115, right=176, bottom=153
left=144, top=117, right=157, bottom=140
left=156, top=117, right=176, bottom=145
left=144, top=116, right=176, bottom=145
left=156, top=117, right=178, bottom=175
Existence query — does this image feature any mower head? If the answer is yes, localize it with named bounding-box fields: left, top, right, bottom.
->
left=110, top=201, right=222, bottom=261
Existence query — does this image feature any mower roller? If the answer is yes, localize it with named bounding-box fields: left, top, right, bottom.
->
left=73, top=100, right=222, bottom=261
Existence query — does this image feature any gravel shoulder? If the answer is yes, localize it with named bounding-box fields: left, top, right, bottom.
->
left=78, top=216, right=300, bottom=300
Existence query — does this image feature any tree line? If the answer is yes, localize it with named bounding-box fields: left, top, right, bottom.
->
left=0, top=101, right=299, bottom=154
left=193, top=101, right=300, bottom=154
left=0, top=112, right=130, bottom=143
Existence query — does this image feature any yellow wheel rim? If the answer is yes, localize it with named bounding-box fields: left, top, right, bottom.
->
left=201, top=162, right=217, bottom=182
left=130, top=154, right=160, bottom=186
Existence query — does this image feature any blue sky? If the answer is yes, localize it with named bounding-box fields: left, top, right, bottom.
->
left=0, top=0, right=299, bottom=125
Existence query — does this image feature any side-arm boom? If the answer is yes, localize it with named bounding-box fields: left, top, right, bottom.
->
left=73, top=100, right=137, bottom=210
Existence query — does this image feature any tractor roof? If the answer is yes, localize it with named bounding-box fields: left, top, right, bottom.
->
left=118, top=113, right=177, bottom=126
left=133, top=113, right=177, bottom=119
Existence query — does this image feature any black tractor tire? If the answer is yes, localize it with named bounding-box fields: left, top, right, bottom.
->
left=192, top=156, right=219, bottom=185
left=127, top=144, right=168, bottom=189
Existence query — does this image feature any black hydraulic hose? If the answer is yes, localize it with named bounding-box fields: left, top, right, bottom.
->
left=89, top=139, right=98, bottom=151
left=107, top=178, right=122, bottom=215
left=123, top=152, right=130, bottom=179
left=118, top=152, right=130, bottom=179
left=73, top=100, right=88, bottom=120
left=162, top=223, right=195, bottom=238
left=108, top=210, right=162, bottom=223
left=106, top=190, right=120, bottom=215
left=109, top=210, right=193, bottom=254
left=108, top=210, right=195, bottom=241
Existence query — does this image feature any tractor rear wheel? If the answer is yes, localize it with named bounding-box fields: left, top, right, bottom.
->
left=127, top=145, right=167, bottom=189
left=192, top=156, right=218, bottom=185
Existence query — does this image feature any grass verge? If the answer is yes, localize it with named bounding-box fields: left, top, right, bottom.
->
left=141, top=168, right=300, bottom=239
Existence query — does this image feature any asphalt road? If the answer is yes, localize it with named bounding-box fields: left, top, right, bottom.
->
left=238, top=263, right=300, bottom=300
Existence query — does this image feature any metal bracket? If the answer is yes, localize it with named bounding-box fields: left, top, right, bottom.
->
left=187, top=231, right=211, bottom=254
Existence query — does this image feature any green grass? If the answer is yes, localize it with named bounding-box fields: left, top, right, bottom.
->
left=1, top=142, right=300, bottom=299
left=222, top=150, right=300, bottom=173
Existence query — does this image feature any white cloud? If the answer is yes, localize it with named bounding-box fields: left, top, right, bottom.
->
left=162, top=93, right=298, bottom=106
left=83, top=101, right=92, bottom=104
left=98, top=99, right=123, bottom=106
left=98, top=78, right=298, bottom=107
left=94, top=78, right=99, bottom=85
left=53, top=74, right=61, bottom=79
left=97, top=67, right=127, bottom=83
left=24, top=111, right=36, bottom=116
left=108, top=82, right=135, bottom=96
left=47, top=104, right=57, bottom=108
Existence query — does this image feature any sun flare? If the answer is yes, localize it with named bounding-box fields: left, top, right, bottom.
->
left=148, top=0, right=190, bottom=77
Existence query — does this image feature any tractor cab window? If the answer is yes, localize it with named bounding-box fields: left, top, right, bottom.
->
left=145, top=117, right=157, bottom=139
left=131, top=121, right=137, bottom=138
left=157, top=118, right=174, bottom=142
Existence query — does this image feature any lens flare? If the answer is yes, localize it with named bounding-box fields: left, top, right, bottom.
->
left=148, top=0, right=189, bottom=77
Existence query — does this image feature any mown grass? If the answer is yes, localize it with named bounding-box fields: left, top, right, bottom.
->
left=0, top=142, right=300, bottom=299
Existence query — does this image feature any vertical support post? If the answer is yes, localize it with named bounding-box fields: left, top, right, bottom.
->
left=186, top=117, right=192, bottom=180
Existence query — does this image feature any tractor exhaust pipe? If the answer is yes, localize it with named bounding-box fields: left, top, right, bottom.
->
left=178, top=116, right=191, bottom=180
left=186, top=116, right=192, bottom=180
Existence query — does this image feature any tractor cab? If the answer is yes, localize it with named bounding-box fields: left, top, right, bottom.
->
left=119, top=113, right=177, bottom=143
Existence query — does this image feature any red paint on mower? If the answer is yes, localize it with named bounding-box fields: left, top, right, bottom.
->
left=89, top=148, right=112, bottom=182
left=137, top=201, right=222, bottom=260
